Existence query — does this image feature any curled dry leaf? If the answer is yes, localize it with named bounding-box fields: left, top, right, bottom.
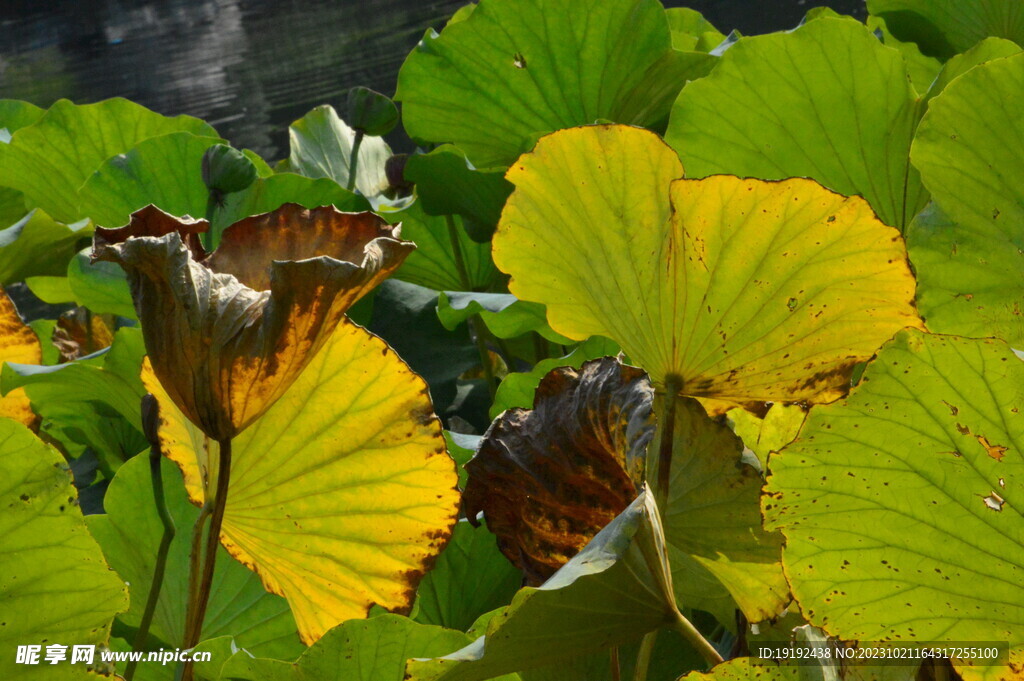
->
left=463, top=356, right=655, bottom=584
left=0, top=288, right=41, bottom=427
left=52, top=307, right=115, bottom=362
left=92, top=202, right=414, bottom=440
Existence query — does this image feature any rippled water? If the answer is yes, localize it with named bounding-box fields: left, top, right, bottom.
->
left=0, top=0, right=865, bottom=160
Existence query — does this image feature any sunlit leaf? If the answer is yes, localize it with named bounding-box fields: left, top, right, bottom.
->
left=147, top=319, right=460, bottom=644
left=406, top=490, right=679, bottom=681
left=921, top=37, right=1021, bottom=105
left=864, top=14, right=942, bottom=93
left=867, top=0, right=1024, bottom=59
left=666, top=17, right=926, bottom=229
left=87, top=452, right=304, bottom=659
left=0, top=418, right=128, bottom=680
left=94, top=203, right=412, bottom=440
left=909, top=52, right=1024, bottom=344
left=67, top=247, right=137, bottom=319
left=0, top=289, right=41, bottom=427
left=496, top=125, right=922, bottom=406
left=396, top=0, right=691, bottom=168
left=0, top=99, right=45, bottom=138
left=77, top=132, right=226, bottom=228
left=288, top=105, right=390, bottom=198
left=763, top=330, right=1024, bottom=681
left=218, top=615, right=470, bottom=681
left=665, top=8, right=725, bottom=52
left=0, top=98, right=215, bottom=223
left=729, top=403, right=807, bottom=470
left=0, top=209, right=90, bottom=285
left=413, top=520, right=521, bottom=632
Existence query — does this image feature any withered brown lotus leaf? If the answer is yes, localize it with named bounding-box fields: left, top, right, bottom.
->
left=53, top=307, right=115, bottom=362
left=92, top=203, right=413, bottom=440
left=464, top=356, right=654, bottom=584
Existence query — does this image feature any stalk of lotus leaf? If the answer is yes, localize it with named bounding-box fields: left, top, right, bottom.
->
left=653, top=374, right=684, bottom=511
left=179, top=437, right=232, bottom=681
left=347, top=130, right=364, bottom=192
left=125, top=395, right=176, bottom=681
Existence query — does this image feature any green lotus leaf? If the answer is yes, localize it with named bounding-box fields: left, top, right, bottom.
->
left=67, top=247, right=137, bottom=319
left=490, top=336, right=620, bottom=419
left=87, top=452, right=304, bottom=659
left=909, top=52, right=1024, bottom=344
left=212, top=173, right=370, bottom=246
left=865, top=14, right=942, bottom=93
left=77, top=132, right=226, bottom=228
left=495, top=125, right=922, bottom=407
left=666, top=17, right=926, bottom=230
left=464, top=357, right=654, bottom=583
left=387, top=201, right=498, bottom=292
left=404, top=145, right=513, bottom=242
left=867, top=0, right=1024, bottom=60
left=216, top=615, right=471, bottom=681
left=763, top=330, right=1024, bottom=681
left=406, top=489, right=680, bottom=681
left=0, top=209, right=90, bottom=285
left=413, top=519, right=521, bottom=632
left=665, top=7, right=725, bottom=52
left=922, top=37, right=1021, bottom=105
left=25, top=275, right=75, bottom=305
left=396, top=0, right=698, bottom=168
left=0, top=98, right=215, bottom=223
left=658, top=396, right=789, bottom=624
left=0, top=418, right=128, bottom=680
left=0, top=99, right=45, bottom=139
left=729, top=403, right=807, bottom=470
left=287, top=104, right=390, bottom=198
left=437, top=293, right=569, bottom=343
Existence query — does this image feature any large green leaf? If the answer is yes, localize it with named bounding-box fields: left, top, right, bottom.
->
left=287, top=105, right=390, bottom=198
left=0, top=98, right=215, bottom=223
left=763, top=330, right=1024, bottom=681
left=0, top=99, right=45, bottom=139
left=0, top=418, right=128, bottom=680
left=406, top=490, right=681, bottom=681
left=495, top=125, right=922, bottom=406
left=413, top=520, right=521, bottom=632
left=666, top=17, right=926, bottom=230
left=867, top=0, right=1024, bottom=60
left=921, top=37, right=1021, bottom=105
left=0, top=209, right=90, bottom=285
left=87, top=453, right=304, bottom=659
left=217, top=615, right=471, bottom=681
left=396, top=0, right=701, bottom=168
left=1, top=327, right=148, bottom=469
left=908, top=52, right=1024, bottom=344
left=77, top=132, right=225, bottom=229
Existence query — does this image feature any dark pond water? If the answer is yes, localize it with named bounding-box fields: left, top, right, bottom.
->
left=0, top=0, right=866, bottom=160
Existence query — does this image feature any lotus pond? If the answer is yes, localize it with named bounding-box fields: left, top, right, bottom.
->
left=0, top=1, right=1022, bottom=680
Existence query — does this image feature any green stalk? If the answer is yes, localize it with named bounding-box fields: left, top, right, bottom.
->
left=346, top=130, right=365, bottom=192
left=653, top=375, right=684, bottom=508
left=671, top=608, right=724, bottom=667
left=180, top=438, right=233, bottom=681
left=632, top=631, right=658, bottom=681
left=126, top=397, right=176, bottom=681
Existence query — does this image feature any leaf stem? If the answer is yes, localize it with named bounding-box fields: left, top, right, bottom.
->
left=610, top=646, right=621, bottom=681
left=653, top=375, right=683, bottom=508
left=632, top=630, right=658, bottom=681
left=126, top=396, right=176, bottom=681
left=346, top=130, right=364, bottom=192
left=671, top=608, right=724, bottom=667
left=180, top=438, right=233, bottom=681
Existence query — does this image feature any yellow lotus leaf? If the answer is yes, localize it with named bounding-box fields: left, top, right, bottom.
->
left=494, top=125, right=923, bottom=407
left=144, top=320, right=460, bottom=644
left=93, top=203, right=413, bottom=440
left=0, top=289, right=41, bottom=427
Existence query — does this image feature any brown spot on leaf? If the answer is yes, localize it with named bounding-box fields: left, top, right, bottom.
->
left=976, top=435, right=1007, bottom=461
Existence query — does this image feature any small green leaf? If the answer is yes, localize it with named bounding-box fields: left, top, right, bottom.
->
left=288, top=105, right=391, bottom=197
left=67, top=248, right=136, bottom=319
left=437, top=292, right=568, bottom=342
left=0, top=209, right=90, bottom=285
